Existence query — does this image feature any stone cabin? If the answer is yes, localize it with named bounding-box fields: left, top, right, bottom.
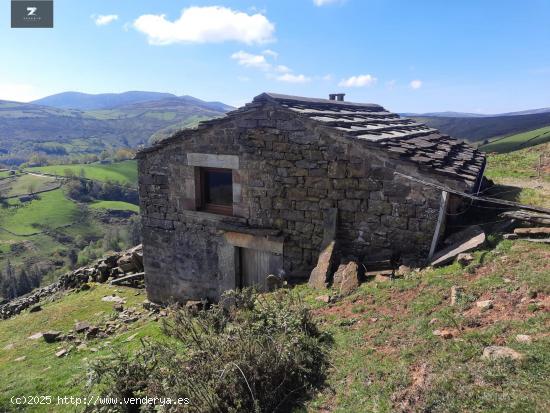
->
left=137, top=93, right=485, bottom=303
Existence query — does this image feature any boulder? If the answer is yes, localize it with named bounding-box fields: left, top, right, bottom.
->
left=308, top=241, right=337, bottom=289
left=74, top=321, right=90, bottom=333
left=482, top=346, right=524, bottom=361
left=28, top=332, right=43, bottom=340
left=332, top=261, right=360, bottom=296
left=503, top=233, right=519, bottom=240
left=42, top=331, right=62, bottom=343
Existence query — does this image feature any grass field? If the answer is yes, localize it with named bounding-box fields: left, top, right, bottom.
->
left=0, top=285, right=162, bottom=412
left=90, top=200, right=139, bottom=212
left=480, top=126, right=550, bottom=153
left=484, top=142, right=549, bottom=207
left=0, top=174, right=59, bottom=198
left=0, top=189, right=80, bottom=235
left=28, top=160, right=138, bottom=187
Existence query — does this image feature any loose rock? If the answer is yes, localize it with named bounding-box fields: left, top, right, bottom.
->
left=482, top=346, right=524, bottom=361
left=42, top=331, right=62, bottom=343
left=74, top=321, right=90, bottom=333
left=332, top=261, right=360, bottom=296
left=516, top=334, right=532, bottom=344
left=433, top=329, right=453, bottom=339
left=456, top=253, right=474, bottom=267
left=476, top=300, right=494, bottom=310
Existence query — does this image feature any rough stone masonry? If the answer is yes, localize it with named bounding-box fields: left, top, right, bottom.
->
left=137, top=93, right=485, bottom=303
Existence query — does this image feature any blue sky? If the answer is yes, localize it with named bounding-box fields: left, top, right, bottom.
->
left=1, top=0, right=549, bottom=113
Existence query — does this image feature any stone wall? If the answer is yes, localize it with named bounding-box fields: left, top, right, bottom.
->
left=138, top=102, right=460, bottom=303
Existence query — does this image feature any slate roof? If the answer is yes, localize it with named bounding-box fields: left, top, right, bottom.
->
left=254, top=93, right=486, bottom=187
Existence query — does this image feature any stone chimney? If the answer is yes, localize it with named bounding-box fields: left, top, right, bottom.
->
left=329, top=93, right=345, bottom=101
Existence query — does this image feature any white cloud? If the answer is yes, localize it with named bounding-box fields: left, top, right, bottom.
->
left=338, top=74, right=377, bottom=87
left=134, top=6, right=275, bottom=45
left=274, top=64, right=291, bottom=73
left=231, top=51, right=271, bottom=70
left=276, top=73, right=311, bottom=83
left=262, top=49, right=278, bottom=58
left=313, top=0, right=342, bottom=6
left=0, top=83, right=41, bottom=102
left=231, top=49, right=311, bottom=83
left=93, top=14, right=118, bottom=26
left=410, top=79, right=423, bottom=89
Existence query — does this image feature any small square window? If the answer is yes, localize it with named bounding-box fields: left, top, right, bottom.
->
left=198, top=167, right=233, bottom=215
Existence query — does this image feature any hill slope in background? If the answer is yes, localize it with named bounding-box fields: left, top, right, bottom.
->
left=0, top=94, right=233, bottom=164
left=411, top=111, right=550, bottom=143
left=31, top=91, right=177, bottom=110
left=480, top=126, right=550, bottom=153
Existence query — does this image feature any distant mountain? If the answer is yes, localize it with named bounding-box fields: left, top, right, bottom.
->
left=31, top=91, right=177, bottom=110
left=31, top=91, right=235, bottom=113
left=0, top=95, right=233, bottom=165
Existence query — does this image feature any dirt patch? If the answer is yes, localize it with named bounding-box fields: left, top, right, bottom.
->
left=391, top=362, right=432, bottom=412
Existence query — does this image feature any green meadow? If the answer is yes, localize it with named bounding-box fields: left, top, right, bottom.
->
left=480, top=125, right=550, bottom=153
left=28, top=160, right=138, bottom=187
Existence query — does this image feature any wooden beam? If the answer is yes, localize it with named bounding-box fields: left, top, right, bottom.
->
left=428, top=191, right=449, bottom=260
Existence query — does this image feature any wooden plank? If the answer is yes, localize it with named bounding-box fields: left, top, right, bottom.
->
left=514, top=227, right=550, bottom=236
left=428, top=191, right=449, bottom=260
left=110, top=272, right=144, bottom=285
left=500, top=211, right=550, bottom=226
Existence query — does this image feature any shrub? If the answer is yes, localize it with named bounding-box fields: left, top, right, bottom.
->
left=87, top=289, right=331, bottom=412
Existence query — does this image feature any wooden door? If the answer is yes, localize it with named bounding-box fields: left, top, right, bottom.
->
left=240, top=248, right=272, bottom=291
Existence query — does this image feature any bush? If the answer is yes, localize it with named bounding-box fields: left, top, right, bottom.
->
left=87, top=289, right=331, bottom=412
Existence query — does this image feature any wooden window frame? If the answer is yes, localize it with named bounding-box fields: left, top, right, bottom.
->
left=197, top=167, right=233, bottom=216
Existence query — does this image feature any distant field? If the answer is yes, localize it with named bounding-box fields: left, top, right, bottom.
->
left=480, top=126, right=550, bottom=153
left=28, top=160, right=138, bottom=187
left=0, top=174, right=59, bottom=198
left=90, top=200, right=139, bottom=212
left=0, top=189, right=80, bottom=235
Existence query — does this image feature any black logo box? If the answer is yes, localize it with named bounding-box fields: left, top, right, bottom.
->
left=11, top=0, right=53, bottom=28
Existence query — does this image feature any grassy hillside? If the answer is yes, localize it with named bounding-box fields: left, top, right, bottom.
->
left=0, top=97, right=229, bottom=165
left=0, top=285, right=159, bottom=412
left=0, top=239, right=547, bottom=412
left=484, top=142, right=549, bottom=208
left=28, top=160, right=138, bottom=187
left=0, top=189, right=80, bottom=236
left=480, top=126, right=550, bottom=153
left=90, top=200, right=139, bottom=212
left=412, top=112, right=550, bottom=143
left=0, top=167, right=139, bottom=292
left=0, top=174, right=58, bottom=198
